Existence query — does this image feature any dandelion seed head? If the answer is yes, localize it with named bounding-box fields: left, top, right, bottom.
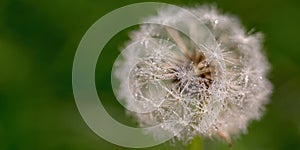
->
left=114, top=5, right=272, bottom=144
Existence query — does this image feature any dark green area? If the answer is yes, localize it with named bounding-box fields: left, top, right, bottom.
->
left=0, top=0, right=300, bottom=149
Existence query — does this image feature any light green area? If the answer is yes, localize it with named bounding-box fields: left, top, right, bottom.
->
left=187, top=136, right=203, bottom=150
left=0, top=0, right=300, bottom=150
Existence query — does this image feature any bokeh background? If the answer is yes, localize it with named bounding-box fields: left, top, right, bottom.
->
left=1, top=0, right=300, bottom=149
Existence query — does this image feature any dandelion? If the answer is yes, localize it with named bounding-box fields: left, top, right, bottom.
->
left=113, top=5, right=272, bottom=146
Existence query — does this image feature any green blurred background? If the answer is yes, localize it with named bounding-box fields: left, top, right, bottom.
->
left=1, top=0, right=300, bottom=149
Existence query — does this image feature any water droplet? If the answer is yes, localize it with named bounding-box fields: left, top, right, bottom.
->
left=214, top=19, right=219, bottom=25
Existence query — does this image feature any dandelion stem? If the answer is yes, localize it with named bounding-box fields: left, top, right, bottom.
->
left=187, top=136, right=203, bottom=150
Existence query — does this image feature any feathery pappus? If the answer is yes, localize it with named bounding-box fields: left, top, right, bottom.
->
left=113, top=5, right=272, bottom=146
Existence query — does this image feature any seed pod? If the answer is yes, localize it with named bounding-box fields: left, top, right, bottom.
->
left=114, top=5, right=272, bottom=145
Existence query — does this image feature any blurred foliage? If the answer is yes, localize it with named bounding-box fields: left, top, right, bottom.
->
left=0, top=0, right=300, bottom=150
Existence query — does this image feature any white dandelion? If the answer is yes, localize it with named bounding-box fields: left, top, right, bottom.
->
left=113, top=5, right=272, bottom=146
